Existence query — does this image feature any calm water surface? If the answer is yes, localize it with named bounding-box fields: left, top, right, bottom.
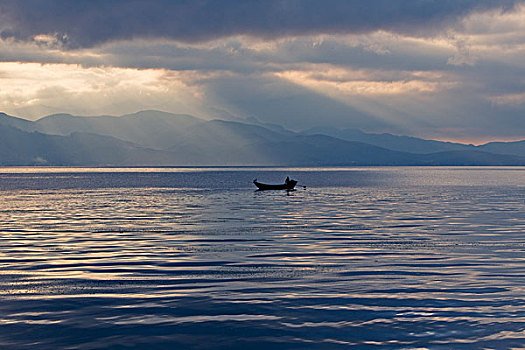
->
left=0, top=167, right=524, bottom=349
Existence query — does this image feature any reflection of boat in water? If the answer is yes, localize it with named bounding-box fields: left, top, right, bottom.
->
left=253, top=177, right=297, bottom=190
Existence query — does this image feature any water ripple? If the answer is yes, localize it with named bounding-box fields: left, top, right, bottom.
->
left=0, top=168, right=524, bottom=349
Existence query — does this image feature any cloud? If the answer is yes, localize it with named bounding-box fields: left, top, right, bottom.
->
left=0, top=0, right=522, bottom=48
left=0, top=62, right=207, bottom=119
left=489, top=92, right=525, bottom=106
left=0, top=2, right=524, bottom=142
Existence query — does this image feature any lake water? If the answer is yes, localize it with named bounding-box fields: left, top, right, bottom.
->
left=0, top=167, right=524, bottom=349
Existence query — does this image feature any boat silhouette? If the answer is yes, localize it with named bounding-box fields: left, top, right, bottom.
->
left=253, top=177, right=297, bottom=190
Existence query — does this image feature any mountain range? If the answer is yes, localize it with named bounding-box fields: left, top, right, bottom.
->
left=1, top=110, right=524, bottom=166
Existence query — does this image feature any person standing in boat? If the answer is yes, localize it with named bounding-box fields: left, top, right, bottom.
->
left=285, top=176, right=290, bottom=185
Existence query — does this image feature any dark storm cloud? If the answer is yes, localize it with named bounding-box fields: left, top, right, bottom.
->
left=0, top=0, right=521, bottom=48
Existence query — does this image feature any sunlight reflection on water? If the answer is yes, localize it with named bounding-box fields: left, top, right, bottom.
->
left=0, top=167, right=524, bottom=349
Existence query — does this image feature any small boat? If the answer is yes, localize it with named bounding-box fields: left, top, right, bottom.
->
left=253, top=177, right=297, bottom=190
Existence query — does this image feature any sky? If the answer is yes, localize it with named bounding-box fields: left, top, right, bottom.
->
left=1, top=0, right=525, bottom=143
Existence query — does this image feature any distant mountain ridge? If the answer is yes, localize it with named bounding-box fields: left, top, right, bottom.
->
left=478, top=140, right=525, bottom=157
left=1, top=110, right=201, bottom=150
left=1, top=110, right=524, bottom=166
left=301, top=126, right=472, bottom=154
left=0, top=123, right=178, bottom=166
left=301, top=126, right=525, bottom=157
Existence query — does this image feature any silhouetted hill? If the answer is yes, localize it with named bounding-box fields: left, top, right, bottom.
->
left=0, top=124, right=177, bottom=165
left=302, top=126, right=472, bottom=153
left=252, top=135, right=525, bottom=166
left=416, top=150, right=525, bottom=166
left=1, top=110, right=524, bottom=166
left=0, top=112, right=37, bottom=131
left=478, top=140, right=525, bottom=157
left=253, top=134, right=417, bottom=165
left=12, top=110, right=202, bottom=150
